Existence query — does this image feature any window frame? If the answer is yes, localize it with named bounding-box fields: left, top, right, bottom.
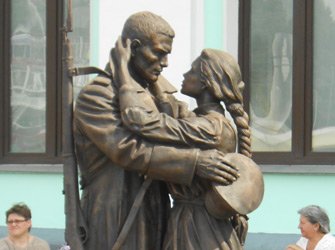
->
left=0, top=0, right=4, bottom=161
left=0, top=0, right=64, bottom=164
left=239, top=0, right=335, bottom=165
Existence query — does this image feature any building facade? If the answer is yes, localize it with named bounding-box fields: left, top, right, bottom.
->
left=1, top=0, right=335, bottom=249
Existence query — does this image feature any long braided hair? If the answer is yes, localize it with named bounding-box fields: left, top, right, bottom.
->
left=199, top=49, right=252, bottom=158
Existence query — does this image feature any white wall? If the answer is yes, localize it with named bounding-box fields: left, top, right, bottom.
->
left=223, top=0, right=239, bottom=59
left=93, top=0, right=205, bottom=105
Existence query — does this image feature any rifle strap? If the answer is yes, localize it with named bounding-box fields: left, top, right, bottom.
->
left=112, top=178, right=153, bottom=250
left=70, top=66, right=111, bottom=78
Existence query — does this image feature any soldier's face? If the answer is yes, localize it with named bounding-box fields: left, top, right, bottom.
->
left=131, top=34, right=173, bottom=84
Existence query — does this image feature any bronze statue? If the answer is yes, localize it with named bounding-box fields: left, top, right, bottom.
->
left=114, top=38, right=264, bottom=249
left=73, top=11, right=242, bottom=250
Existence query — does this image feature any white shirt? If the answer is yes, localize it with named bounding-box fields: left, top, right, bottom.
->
left=296, top=234, right=335, bottom=250
left=0, top=236, right=50, bottom=250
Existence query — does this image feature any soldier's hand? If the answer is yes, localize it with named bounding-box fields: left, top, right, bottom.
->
left=195, top=149, right=239, bottom=185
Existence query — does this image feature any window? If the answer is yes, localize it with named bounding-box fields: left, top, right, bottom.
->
left=239, top=0, right=335, bottom=164
left=0, top=0, right=89, bottom=164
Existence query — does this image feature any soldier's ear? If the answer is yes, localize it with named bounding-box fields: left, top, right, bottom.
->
left=130, top=39, right=141, bottom=56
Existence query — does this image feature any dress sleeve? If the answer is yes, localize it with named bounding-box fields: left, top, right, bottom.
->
left=119, top=85, right=222, bottom=149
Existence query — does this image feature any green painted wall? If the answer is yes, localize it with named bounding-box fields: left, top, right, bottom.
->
left=204, top=0, right=223, bottom=49
left=0, top=172, right=65, bottom=229
left=90, top=0, right=99, bottom=67
left=1, top=172, right=334, bottom=234
left=248, top=173, right=335, bottom=234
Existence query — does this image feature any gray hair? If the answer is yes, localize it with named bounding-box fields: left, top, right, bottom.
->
left=298, top=205, right=330, bottom=233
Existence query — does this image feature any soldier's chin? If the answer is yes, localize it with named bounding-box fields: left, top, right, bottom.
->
left=146, top=74, right=159, bottom=84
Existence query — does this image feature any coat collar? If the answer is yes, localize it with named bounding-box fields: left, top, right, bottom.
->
left=107, top=47, right=177, bottom=95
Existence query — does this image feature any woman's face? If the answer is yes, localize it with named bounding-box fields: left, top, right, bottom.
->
left=298, top=215, right=319, bottom=239
left=181, top=57, right=204, bottom=98
left=6, top=213, right=31, bottom=238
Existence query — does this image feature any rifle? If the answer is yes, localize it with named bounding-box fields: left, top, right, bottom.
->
left=62, top=1, right=111, bottom=248
left=62, top=3, right=154, bottom=248
left=62, top=0, right=86, bottom=248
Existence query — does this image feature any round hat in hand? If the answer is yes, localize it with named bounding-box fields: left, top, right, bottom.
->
left=205, top=153, right=264, bottom=219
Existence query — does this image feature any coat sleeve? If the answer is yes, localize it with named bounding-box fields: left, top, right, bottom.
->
left=119, top=85, right=222, bottom=148
left=74, top=81, right=197, bottom=185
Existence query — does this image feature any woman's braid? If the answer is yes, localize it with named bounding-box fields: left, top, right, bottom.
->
left=226, top=103, right=252, bottom=158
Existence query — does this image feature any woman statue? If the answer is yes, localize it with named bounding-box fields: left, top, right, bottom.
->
left=115, top=39, right=253, bottom=249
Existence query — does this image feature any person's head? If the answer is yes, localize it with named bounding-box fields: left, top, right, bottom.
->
left=182, top=49, right=252, bottom=157
left=121, top=11, right=175, bottom=84
left=182, top=49, right=244, bottom=100
left=6, top=203, right=32, bottom=237
left=298, top=205, right=330, bottom=238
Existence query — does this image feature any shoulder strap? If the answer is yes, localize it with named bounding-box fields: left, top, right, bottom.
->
left=112, top=178, right=153, bottom=250
left=70, top=66, right=111, bottom=78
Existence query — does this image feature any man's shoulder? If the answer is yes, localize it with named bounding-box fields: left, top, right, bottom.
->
left=93, top=74, right=113, bottom=86
left=85, top=74, right=114, bottom=89
left=78, top=74, right=115, bottom=98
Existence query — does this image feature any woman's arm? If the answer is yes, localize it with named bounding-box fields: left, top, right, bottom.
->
left=113, top=37, right=227, bottom=148
left=122, top=103, right=223, bottom=148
